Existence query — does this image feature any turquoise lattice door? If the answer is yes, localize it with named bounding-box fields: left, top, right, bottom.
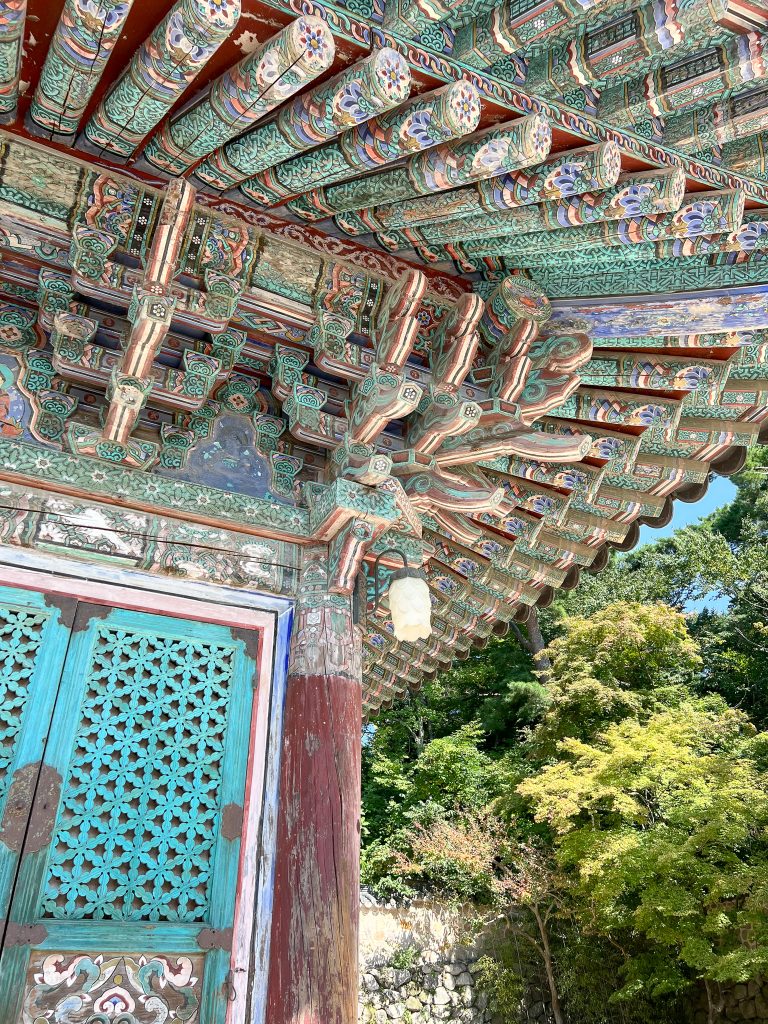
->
left=0, top=591, right=259, bottom=1024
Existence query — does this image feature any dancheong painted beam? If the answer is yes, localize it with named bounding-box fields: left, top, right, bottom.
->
left=0, top=0, right=766, bottom=1020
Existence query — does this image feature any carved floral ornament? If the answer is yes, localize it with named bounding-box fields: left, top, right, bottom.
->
left=0, top=0, right=763, bottom=709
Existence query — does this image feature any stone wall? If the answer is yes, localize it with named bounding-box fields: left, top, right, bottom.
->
left=359, top=954, right=489, bottom=1023
left=358, top=902, right=768, bottom=1024
left=689, top=980, right=768, bottom=1023
left=358, top=902, right=553, bottom=1024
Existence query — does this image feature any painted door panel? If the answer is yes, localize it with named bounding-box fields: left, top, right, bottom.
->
left=0, top=586, right=73, bottom=934
left=0, top=599, right=258, bottom=1024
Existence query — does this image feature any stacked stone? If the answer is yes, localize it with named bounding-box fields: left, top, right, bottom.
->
left=690, top=978, right=768, bottom=1022
left=359, top=954, right=490, bottom=1024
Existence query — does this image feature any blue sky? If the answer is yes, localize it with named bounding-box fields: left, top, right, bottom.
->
left=637, top=474, right=736, bottom=612
left=638, top=474, right=737, bottom=545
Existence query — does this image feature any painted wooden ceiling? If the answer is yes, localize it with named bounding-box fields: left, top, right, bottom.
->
left=0, top=0, right=766, bottom=710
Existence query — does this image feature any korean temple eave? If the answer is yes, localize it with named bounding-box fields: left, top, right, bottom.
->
left=256, top=0, right=768, bottom=204
left=0, top=0, right=768, bottom=715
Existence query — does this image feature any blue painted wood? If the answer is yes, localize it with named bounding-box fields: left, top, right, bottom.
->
left=0, top=586, right=73, bottom=928
left=248, top=606, right=293, bottom=1024
left=0, top=600, right=259, bottom=1024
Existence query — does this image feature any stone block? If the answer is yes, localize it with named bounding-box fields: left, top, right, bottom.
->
left=743, top=998, right=758, bottom=1019
left=442, top=972, right=457, bottom=991
left=474, top=992, right=489, bottom=1011
left=386, top=1002, right=404, bottom=1019
left=434, top=986, right=451, bottom=1006
left=375, top=1011, right=388, bottom=1024
left=406, top=997, right=422, bottom=1011
left=457, top=972, right=473, bottom=986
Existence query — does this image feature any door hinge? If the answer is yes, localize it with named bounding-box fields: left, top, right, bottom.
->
left=197, top=927, right=233, bottom=951
left=220, top=803, right=243, bottom=841
left=0, top=763, right=39, bottom=853
left=229, top=625, right=261, bottom=661
left=4, top=923, right=47, bottom=947
left=224, top=970, right=237, bottom=1002
left=71, top=604, right=112, bottom=633
left=24, top=764, right=62, bottom=856
left=43, top=594, right=78, bottom=629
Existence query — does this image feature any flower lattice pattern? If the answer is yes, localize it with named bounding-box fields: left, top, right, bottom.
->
left=43, top=625, right=238, bottom=922
left=0, top=607, right=46, bottom=805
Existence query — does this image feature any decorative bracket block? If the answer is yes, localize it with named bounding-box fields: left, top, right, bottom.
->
left=209, top=327, right=246, bottom=373
left=253, top=412, right=287, bottom=454
left=67, top=422, right=158, bottom=469
left=406, top=388, right=482, bottom=455
left=270, top=451, right=303, bottom=501
left=204, top=270, right=245, bottom=324
left=158, top=424, right=196, bottom=469
left=331, top=436, right=393, bottom=485
left=346, top=365, right=423, bottom=445
left=308, top=309, right=359, bottom=379
left=38, top=270, right=79, bottom=332
left=372, top=267, right=427, bottom=370
left=270, top=345, right=310, bottom=402
left=308, top=476, right=399, bottom=541
left=403, top=468, right=505, bottom=512
left=69, top=225, right=118, bottom=283
left=430, top=291, right=485, bottom=393
left=51, top=311, right=98, bottom=364
left=329, top=518, right=376, bottom=595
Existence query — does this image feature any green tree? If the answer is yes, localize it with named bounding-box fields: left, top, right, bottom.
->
left=518, top=698, right=768, bottom=1019
left=529, top=602, right=701, bottom=756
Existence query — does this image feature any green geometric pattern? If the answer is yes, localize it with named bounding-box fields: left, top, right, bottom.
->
left=43, top=624, right=239, bottom=923
left=0, top=607, right=46, bottom=807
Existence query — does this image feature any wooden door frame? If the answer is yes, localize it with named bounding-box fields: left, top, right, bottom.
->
left=0, top=556, right=294, bottom=1024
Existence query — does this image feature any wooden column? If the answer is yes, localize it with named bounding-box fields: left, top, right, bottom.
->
left=266, top=547, right=363, bottom=1024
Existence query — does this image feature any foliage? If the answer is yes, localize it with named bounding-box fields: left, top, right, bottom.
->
left=474, top=951, right=525, bottom=1018
left=519, top=698, right=768, bottom=998
left=362, top=451, right=768, bottom=1019
left=388, top=944, right=421, bottom=971
left=529, top=602, right=701, bottom=757
left=371, top=808, right=510, bottom=905
left=554, top=932, right=683, bottom=1024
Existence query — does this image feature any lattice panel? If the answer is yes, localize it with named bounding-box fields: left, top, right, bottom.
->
left=0, top=606, right=47, bottom=805
left=43, top=624, right=239, bottom=922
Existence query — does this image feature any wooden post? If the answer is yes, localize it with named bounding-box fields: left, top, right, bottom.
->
left=266, top=547, right=363, bottom=1024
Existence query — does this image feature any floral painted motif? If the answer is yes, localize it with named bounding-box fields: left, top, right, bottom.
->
left=143, top=15, right=334, bottom=175
left=21, top=952, right=203, bottom=1024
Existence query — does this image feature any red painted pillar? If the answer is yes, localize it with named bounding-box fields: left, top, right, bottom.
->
left=266, top=549, right=363, bottom=1024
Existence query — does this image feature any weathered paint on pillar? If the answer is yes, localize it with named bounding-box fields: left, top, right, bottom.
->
left=267, top=546, right=363, bottom=1024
